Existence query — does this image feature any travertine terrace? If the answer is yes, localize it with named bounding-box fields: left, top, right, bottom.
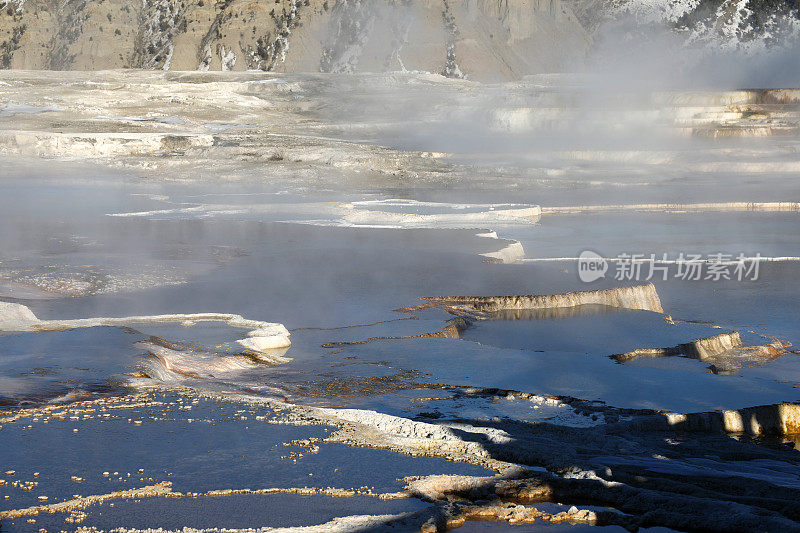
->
left=1, top=6, right=800, bottom=529
left=422, top=283, right=665, bottom=314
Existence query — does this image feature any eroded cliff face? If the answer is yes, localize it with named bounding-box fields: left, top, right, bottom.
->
left=0, top=0, right=589, bottom=80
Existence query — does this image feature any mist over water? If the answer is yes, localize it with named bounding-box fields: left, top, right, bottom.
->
left=1, top=5, right=800, bottom=530
left=586, top=16, right=800, bottom=90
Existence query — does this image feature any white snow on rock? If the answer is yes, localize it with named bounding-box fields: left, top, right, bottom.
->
left=608, top=0, right=701, bottom=23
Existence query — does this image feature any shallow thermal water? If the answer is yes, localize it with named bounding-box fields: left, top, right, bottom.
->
left=1, top=161, right=798, bottom=530
left=1, top=73, right=799, bottom=532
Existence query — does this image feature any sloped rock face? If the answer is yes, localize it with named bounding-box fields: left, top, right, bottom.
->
left=663, top=0, right=799, bottom=49
left=612, top=331, right=791, bottom=373
left=692, top=330, right=742, bottom=358
left=614, top=331, right=744, bottom=362
left=570, top=0, right=800, bottom=47
left=423, top=283, right=665, bottom=314
left=1, top=0, right=796, bottom=78
left=634, top=403, right=800, bottom=435
left=0, top=0, right=589, bottom=80
left=317, top=0, right=589, bottom=80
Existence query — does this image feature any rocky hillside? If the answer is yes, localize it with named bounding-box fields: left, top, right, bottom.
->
left=0, top=0, right=589, bottom=81
left=0, top=0, right=797, bottom=80
left=571, top=0, right=800, bottom=48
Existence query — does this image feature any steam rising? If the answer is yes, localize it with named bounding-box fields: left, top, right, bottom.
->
left=587, top=16, right=800, bottom=90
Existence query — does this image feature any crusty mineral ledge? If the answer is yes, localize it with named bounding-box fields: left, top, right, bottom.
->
left=0, top=483, right=176, bottom=521
left=626, top=403, right=800, bottom=436
left=419, top=283, right=664, bottom=314
left=322, top=318, right=468, bottom=348
left=542, top=201, right=800, bottom=214
left=612, top=330, right=791, bottom=373
left=0, top=301, right=291, bottom=352
left=404, top=466, right=800, bottom=532
left=4, top=390, right=800, bottom=531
